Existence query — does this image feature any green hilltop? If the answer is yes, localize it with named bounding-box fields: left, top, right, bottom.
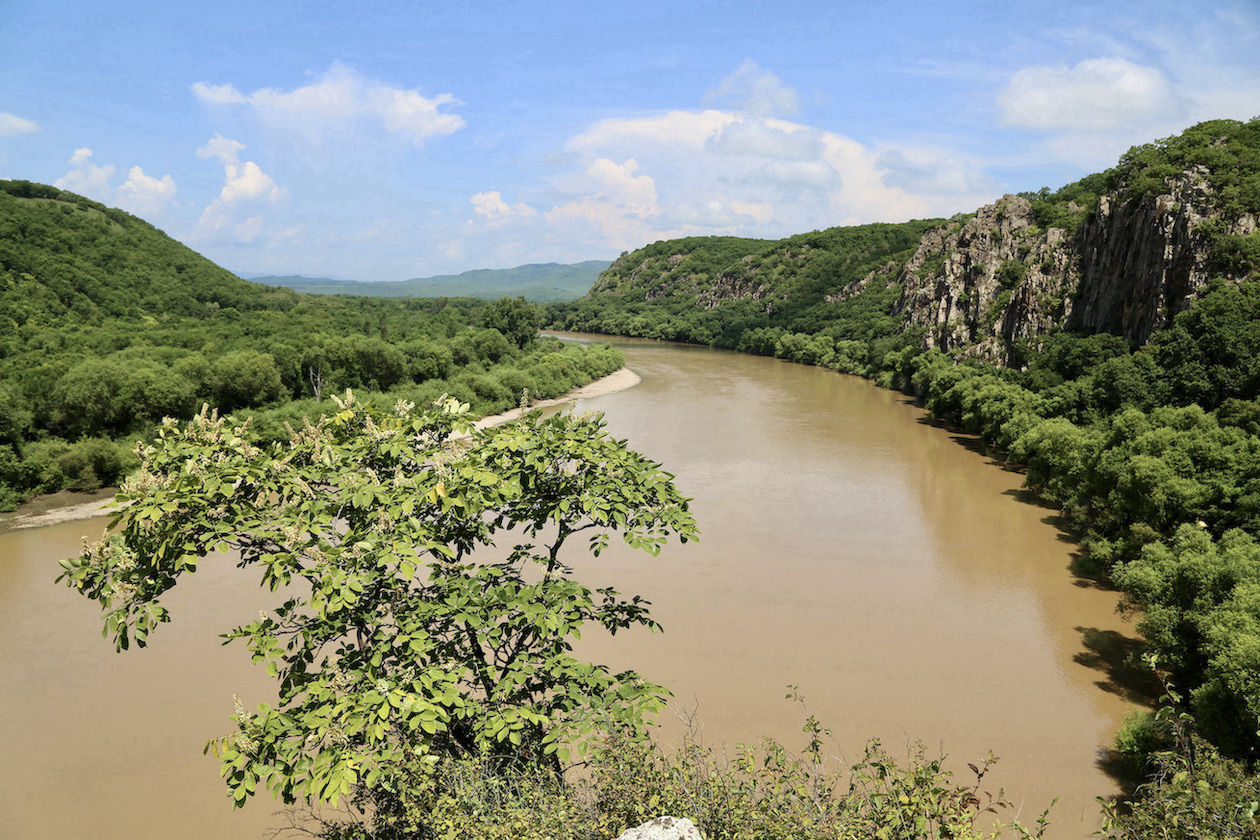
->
left=0, top=180, right=296, bottom=327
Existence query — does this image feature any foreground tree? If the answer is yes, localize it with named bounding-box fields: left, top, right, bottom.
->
left=59, top=393, right=696, bottom=817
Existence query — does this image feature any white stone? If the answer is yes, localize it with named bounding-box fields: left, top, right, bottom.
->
left=616, top=815, right=703, bottom=840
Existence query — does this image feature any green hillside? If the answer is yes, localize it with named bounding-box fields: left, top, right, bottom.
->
left=0, top=181, right=296, bottom=328
left=0, top=180, right=623, bottom=511
left=548, top=221, right=942, bottom=349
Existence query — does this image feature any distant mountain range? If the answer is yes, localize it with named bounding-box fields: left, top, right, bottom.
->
left=247, top=260, right=610, bottom=302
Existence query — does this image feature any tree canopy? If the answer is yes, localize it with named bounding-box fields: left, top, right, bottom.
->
left=59, top=394, right=697, bottom=817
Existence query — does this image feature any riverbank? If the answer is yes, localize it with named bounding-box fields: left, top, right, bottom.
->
left=473, top=366, right=640, bottom=429
left=0, top=367, right=643, bottom=532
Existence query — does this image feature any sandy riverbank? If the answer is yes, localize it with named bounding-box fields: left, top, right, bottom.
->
left=0, top=368, right=642, bottom=532
left=472, top=366, right=640, bottom=429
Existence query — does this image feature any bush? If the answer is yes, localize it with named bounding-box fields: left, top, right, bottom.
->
left=315, top=702, right=1052, bottom=840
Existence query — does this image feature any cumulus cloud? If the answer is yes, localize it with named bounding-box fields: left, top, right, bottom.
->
left=998, top=57, right=1181, bottom=132
left=471, top=191, right=537, bottom=222
left=560, top=108, right=987, bottom=239
left=707, top=117, right=822, bottom=161
left=193, top=63, right=465, bottom=145
left=876, top=147, right=999, bottom=197
left=197, top=134, right=286, bottom=203
left=195, top=134, right=287, bottom=238
left=54, top=148, right=117, bottom=199
left=52, top=148, right=178, bottom=220
left=190, top=82, right=247, bottom=105
left=0, top=112, right=38, bottom=136
left=457, top=91, right=996, bottom=266
left=543, top=158, right=663, bottom=253
left=116, top=166, right=177, bottom=216
left=705, top=59, right=800, bottom=117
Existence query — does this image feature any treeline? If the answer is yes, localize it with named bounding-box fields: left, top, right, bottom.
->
left=0, top=293, right=622, bottom=510
left=0, top=181, right=623, bottom=510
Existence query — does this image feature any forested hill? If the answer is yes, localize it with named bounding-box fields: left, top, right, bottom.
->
left=0, top=180, right=624, bottom=511
left=548, top=221, right=942, bottom=351
left=550, top=118, right=1260, bottom=367
left=0, top=180, right=296, bottom=326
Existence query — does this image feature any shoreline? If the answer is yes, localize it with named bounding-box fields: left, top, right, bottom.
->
left=0, top=367, right=642, bottom=532
left=472, top=366, right=640, bottom=430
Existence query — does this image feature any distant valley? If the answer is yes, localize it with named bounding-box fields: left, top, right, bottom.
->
left=248, top=260, right=610, bottom=302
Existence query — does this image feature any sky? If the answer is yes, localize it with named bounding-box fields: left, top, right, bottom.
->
left=2, top=1, right=1259, bottom=283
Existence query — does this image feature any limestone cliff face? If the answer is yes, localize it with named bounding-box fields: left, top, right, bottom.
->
left=1069, top=167, right=1257, bottom=342
left=894, top=196, right=1075, bottom=364
left=894, top=169, right=1258, bottom=365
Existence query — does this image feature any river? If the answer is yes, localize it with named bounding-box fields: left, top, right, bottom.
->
left=0, top=337, right=1139, bottom=839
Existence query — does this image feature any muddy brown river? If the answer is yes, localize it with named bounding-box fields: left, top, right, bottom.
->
left=0, top=337, right=1139, bottom=838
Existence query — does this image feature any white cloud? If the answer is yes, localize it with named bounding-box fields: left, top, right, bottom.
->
left=453, top=95, right=997, bottom=268
left=51, top=148, right=178, bottom=221
left=193, top=63, right=465, bottom=146
left=116, top=166, right=177, bottom=216
left=570, top=109, right=735, bottom=156
left=195, top=134, right=287, bottom=238
left=0, top=112, right=38, bottom=136
left=542, top=158, right=662, bottom=253
left=563, top=109, right=987, bottom=235
left=471, top=191, right=537, bottom=222
left=998, top=57, right=1181, bottom=131
left=54, top=148, right=116, bottom=199
left=196, top=134, right=246, bottom=164
left=197, top=134, right=286, bottom=204
left=876, top=147, right=999, bottom=198
left=705, top=59, right=800, bottom=117
left=708, top=117, right=821, bottom=161
left=577, top=158, right=658, bottom=217
left=190, top=82, right=247, bottom=105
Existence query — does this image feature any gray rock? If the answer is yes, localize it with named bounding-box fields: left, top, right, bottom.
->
left=615, top=815, right=703, bottom=840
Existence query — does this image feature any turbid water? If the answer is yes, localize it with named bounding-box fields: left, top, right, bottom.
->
left=0, top=337, right=1140, bottom=839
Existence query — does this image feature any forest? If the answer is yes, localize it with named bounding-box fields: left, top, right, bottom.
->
left=0, top=180, right=623, bottom=511
left=542, top=118, right=1260, bottom=836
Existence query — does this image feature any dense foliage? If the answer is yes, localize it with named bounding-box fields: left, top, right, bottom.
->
left=0, top=180, right=623, bottom=510
left=546, top=221, right=939, bottom=351
left=1112, top=119, right=1260, bottom=218
left=328, top=706, right=1050, bottom=840
left=1015, top=118, right=1260, bottom=236
left=61, top=396, right=697, bottom=827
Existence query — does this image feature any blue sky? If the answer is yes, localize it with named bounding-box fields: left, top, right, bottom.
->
left=2, top=0, right=1258, bottom=282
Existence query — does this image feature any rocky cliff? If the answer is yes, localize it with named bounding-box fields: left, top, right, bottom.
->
left=896, top=167, right=1259, bottom=365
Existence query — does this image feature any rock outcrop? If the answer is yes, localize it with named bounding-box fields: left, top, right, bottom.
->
left=1069, top=167, right=1257, bottom=342
left=895, top=169, right=1259, bottom=365
left=894, top=195, right=1075, bottom=364
left=579, top=121, right=1260, bottom=366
